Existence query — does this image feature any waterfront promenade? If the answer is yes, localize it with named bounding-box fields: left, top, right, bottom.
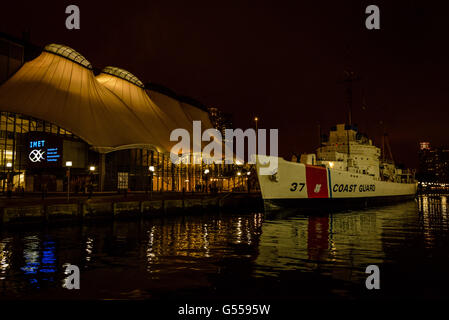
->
left=0, top=191, right=263, bottom=227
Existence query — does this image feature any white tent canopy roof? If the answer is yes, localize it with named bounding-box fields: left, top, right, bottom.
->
left=0, top=43, right=216, bottom=155
left=97, top=66, right=217, bottom=153
left=97, top=68, right=193, bottom=152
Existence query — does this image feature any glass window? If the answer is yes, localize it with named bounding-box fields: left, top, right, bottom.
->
left=101, top=66, right=144, bottom=88
left=44, top=44, right=92, bottom=70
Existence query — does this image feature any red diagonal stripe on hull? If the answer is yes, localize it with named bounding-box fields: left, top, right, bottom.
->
left=305, top=165, right=329, bottom=198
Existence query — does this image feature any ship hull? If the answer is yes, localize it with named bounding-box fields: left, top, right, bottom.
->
left=256, top=156, right=417, bottom=212
left=263, top=194, right=416, bottom=212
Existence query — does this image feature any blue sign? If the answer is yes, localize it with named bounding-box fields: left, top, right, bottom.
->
left=27, top=134, right=63, bottom=167
left=46, top=148, right=61, bottom=162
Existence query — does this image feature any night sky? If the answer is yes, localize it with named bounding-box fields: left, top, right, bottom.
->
left=1, top=0, right=448, bottom=168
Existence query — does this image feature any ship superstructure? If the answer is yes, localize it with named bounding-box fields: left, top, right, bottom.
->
left=256, top=124, right=417, bottom=211
left=301, top=123, right=414, bottom=183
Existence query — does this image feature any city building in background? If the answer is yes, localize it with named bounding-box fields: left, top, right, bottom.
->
left=0, top=32, right=40, bottom=85
left=0, top=35, right=252, bottom=194
left=0, top=33, right=23, bottom=85
left=208, top=107, right=234, bottom=138
left=418, top=141, right=449, bottom=184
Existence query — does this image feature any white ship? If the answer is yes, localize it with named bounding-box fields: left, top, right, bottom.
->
left=256, top=123, right=417, bottom=211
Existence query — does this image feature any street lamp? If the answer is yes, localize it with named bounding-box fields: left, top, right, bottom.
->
left=254, top=116, right=259, bottom=157
left=236, top=171, right=242, bottom=192
left=204, top=168, right=210, bottom=193
left=149, top=165, right=155, bottom=199
left=88, top=165, right=95, bottom=198
left=66, top=161, right=72, bottom=201
left=6, top=162, right=12, bottom=198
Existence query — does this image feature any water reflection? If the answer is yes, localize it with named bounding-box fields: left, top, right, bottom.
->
left=138, top=213, right=264, bottom=276
left=40, top=240, right=57, bottom=278
left=0, top=196, right=448, bottom=299
left=417, top=195, right=449, bottom=248
left=85, top=237, right=93, bottom=263
left=256, top=209, right=384, bottom=282
left=0, top=238, right=11, bottom=281
left=21, top=235, right=41, bottom=286
left=18, top=235, right=58, bottom=289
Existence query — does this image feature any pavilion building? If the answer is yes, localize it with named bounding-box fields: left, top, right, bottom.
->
left=0, top=42, right=247, bottom=193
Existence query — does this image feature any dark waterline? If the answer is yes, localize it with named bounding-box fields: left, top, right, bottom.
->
left=1, top=196, right=448, bottom=300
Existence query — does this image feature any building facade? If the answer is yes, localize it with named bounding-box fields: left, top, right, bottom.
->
left=0, top=36, right=252, bottom=194
left=418, top=142, right=449, bottom=183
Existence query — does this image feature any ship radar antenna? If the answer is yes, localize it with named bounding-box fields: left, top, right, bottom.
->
left=361, top=87, right=369, bottom=134
left=317, top=122, right=322, bottom=148
left=340, top=70, right=361, bottom=126
left=380, top=121, right=394, bottom=164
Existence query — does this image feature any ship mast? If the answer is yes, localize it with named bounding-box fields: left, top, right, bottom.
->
left=380, top=121, right=394, bottom=163
left=317, top=122, right=322, bottom=148
left=342, top=70, right=360, bottom=125
left=341, top=71, right=360, bottom=170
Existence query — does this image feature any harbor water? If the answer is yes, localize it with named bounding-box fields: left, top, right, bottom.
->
left=0, top=195, right=448, bottom=300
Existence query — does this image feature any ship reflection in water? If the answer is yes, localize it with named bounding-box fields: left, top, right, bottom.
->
left=1, top=196, right=449, bottom=299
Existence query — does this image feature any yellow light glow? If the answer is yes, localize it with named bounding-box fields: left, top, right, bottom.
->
left=329, top=161, right=334, bottom=168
